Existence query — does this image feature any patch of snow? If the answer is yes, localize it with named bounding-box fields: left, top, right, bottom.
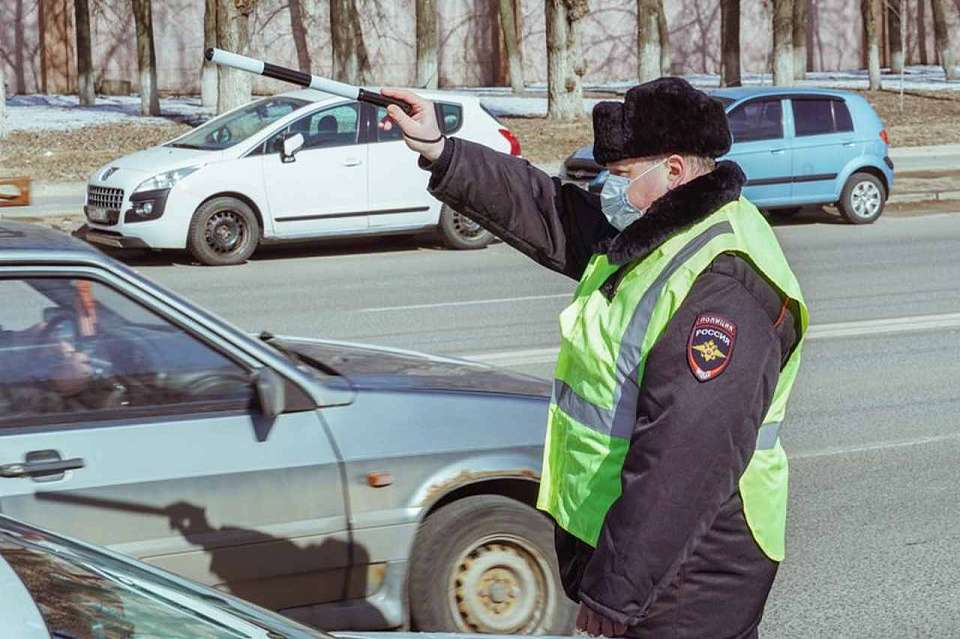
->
left=5, top=94, right=211, bottom=132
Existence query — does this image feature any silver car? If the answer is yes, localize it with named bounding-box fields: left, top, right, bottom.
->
left=0, top=222, right=574, bottom=634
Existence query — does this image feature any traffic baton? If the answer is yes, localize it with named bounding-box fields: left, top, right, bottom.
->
left=204, top=48, right=414, bottom=116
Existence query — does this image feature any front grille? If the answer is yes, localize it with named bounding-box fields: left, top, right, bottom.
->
left=87, top=185, right=124, bottom=210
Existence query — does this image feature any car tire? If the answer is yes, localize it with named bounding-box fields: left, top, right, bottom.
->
left=438, top=204, right=494, bottom=250
left=837, top=172, right=885, bottom=224
left=187, top=196, right=260, bottom=266
left=409, top=495, right=576, bottom=635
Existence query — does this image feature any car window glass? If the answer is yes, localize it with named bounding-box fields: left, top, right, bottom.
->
left=172, top=97, right=306, bottom=151
left=0, top=540, right=248, bottom=638
left=793, top=99, right=837, bottom=136
left=376, top=105, right=406, bottom=142
left=727, top=100, right=783, bottom=142
left=834, top=101, right=854, bottom=132
left=438, top=103, right=463, bottom=134
left=0, top=278, right=253, bottom=427
left=289, top=103, right=360, bottom=150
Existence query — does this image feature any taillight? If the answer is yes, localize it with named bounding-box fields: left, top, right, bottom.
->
left=498, top=128, right=522, bottom=156
left=879, top=129, right=889, bottom=145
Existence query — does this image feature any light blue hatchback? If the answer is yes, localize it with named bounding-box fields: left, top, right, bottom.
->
left=564, top=88, right=895, bottom=224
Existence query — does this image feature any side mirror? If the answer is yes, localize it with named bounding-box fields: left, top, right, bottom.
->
left=281, top=133, right=305, bottom=163
left=254, top=367, right=286, bottom=419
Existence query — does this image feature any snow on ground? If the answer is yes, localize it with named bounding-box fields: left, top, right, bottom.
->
left=3, top=65, right=957, bottom=130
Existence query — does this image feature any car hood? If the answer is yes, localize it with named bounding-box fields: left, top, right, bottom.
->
left=100, top=145, right=216, bottom=177
left=276, top=337, right=551, bottom=398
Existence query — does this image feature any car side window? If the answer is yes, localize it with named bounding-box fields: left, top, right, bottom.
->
left=0, top=277, right=253, bottom=427
left=793, top=98, right=853, bottom=136
left=437, top=103, right=463, bottom=134
left=262, top=103, right=360, bottom=154
left=727, top=100, right=783, bottom=142
left=375, top=105, right=406, bottom=142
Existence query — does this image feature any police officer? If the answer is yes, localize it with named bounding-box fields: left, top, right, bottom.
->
left=384, top=78, right=807, bottom=638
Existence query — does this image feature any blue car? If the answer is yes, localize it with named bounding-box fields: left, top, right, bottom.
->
left=562, top=88, right=894, bottom=224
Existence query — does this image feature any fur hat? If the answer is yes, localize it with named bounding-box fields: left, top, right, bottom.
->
left=592, top=77, right=731, bottom=165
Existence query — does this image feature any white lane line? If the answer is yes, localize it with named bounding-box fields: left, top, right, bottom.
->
left=793, top=432, right=960, bottom=460
left=360, top=293, right=570, bottom=313
left=456, top=311, right=960, bottom=367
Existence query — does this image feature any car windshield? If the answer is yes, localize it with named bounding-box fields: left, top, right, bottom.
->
left=0, top=517, right=329, bottom=639
left=170, top=97, right=309, bottom=151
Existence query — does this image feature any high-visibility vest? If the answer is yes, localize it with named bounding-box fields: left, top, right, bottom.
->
left=536, top=197, right=808, bottom=562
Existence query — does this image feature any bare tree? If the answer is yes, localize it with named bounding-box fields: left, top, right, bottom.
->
left=74, top=0, right=95, bottom=105
left=416, top=0, right=438, bottom=89
left=792, top=0, right=808, bottom=79
left=658, top=0, right=671, bottom=74
left=720, top=0, right=741, bottom=87
left=861, top=0, right=882, bottom=90
left=637, top=0, right=661, bottom=82
left=499, top=0, right=524, bottom=93
left=14, top=0, right=27, bottom=93
left=331, top=0, right=371, bottom=84
left=888, top=0, right=904, bottom=73
left=931, top=0, right=958, bottom=79
left=202, top=0, right=217, bottom=109
left=0, top=63, right=6, bottom=140
left=772, top=0, right=794, bottom=85
left=216, top=0, right=257, bottom=114
left=918, top=0, right=929, bottom=65
left=132, top=0, right=160, bottom=115
left=546, top=0, right=588, bottom=121
left=289, top=0, right=311, bottom=73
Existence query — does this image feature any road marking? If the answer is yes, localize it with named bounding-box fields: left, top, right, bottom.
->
left=457, top=311, right=960, bottom=367
left=360, top=293, right=570, bottom=312
left=793, top=432, right=960, bottom=460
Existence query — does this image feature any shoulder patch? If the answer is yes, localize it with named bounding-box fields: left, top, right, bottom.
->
left=687, top=313, right=737, bottom=382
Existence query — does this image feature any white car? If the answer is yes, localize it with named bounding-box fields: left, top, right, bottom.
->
left=77, top=89, right=521, bottom=265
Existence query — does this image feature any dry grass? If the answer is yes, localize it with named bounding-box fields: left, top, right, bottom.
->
left=505, top=89, right=960, bottom=165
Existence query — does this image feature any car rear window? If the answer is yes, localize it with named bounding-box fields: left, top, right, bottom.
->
left=793, top=98, right=854, bottom=136
left=727, top=99, right=783, bottom=142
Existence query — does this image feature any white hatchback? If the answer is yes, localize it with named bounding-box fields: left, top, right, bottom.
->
left=78, top=89, right=521, bottom=265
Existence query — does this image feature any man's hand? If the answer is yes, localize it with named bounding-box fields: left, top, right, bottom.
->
left=576, top=603, right=627, bottom=638
left=380, top=88, right=445, bottom=162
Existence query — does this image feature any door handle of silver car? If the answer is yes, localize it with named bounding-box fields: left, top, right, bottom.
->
left=770, top=148, right=786, bottom=154
left=842, top=142, right=856, bottom=147
left=343, top=158, right=362, bottom=166
left=0, top=458, right=85, bottom=478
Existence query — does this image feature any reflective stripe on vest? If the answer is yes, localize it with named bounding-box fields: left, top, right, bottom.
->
left=537, top=198, right=808, bottom=563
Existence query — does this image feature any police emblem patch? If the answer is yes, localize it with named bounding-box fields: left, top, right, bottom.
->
left=687, top=313, right=737, bottom=382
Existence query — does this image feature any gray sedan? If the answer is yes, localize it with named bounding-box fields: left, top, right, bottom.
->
left=0, top=223, right=574, bottom=634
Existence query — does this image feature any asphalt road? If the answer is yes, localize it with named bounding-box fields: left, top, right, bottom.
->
left=130, top=210, right=960, bottom=637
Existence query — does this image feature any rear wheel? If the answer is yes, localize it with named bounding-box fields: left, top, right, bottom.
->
left=438, top=204, right=494, bottom=250
left=187, top=196, right=260, bottom=266
left=409, top=495, right=576, bottom=635
left=837, top=172, right=885, bottom=224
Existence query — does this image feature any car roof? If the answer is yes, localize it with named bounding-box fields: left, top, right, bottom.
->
left=710, top=86, right=858, bottom=101
left=0, top=222, right=107, bottom=265
left=279, top=88, right=479, bottom=106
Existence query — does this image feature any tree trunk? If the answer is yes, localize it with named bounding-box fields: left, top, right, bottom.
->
left=657, top=0, right=671, bottom=75
left=0, top=64, right=7, bottom=140
left=888, top=0, right=904, bottom=73
left=289, top=0, right=312, bottom=73
left=546, top=0, right=587, bottom=121
left=862, top=0, right=882, bottom=90
left=772, top=0, right=794, bottom=85
left=918, top=0, right=929, bottom=65
left=201, top=0, right=218, bottom=109
left=416, top=0, right=438, bottom=88
left=14, top=0, right=27, bottom=94
left=331, top=0, right=371, bottom=84
left=132, top=0, right=160, bottom=115
left=637, top=0, right=661, bottom=82
left=74, top=0, right=95, bottom=105
left=499, top=0, right=524, bottom=92
left=720, top=0, right=741, bottom=87
left=931, top=0, right=958, bottom=79
left=216, top=0, right=256, bottom=114
left=792, top=0, right=808, bottom=80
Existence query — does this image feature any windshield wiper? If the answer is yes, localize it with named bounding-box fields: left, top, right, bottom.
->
left=168, top=142, right=202, bottom=149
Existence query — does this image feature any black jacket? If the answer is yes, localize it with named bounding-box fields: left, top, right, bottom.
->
left=422, top=138, right=799, bottom=637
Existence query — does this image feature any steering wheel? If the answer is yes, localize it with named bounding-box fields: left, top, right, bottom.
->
left=208, top=126, right=232, bottom=146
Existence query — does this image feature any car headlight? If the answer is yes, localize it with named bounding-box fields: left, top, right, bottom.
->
left=133, top=167, right=199, bottom=193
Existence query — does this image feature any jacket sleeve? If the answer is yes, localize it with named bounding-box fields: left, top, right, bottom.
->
left=421, top=137, right=615, bottom=281
left=575, top=268, right=786, bottom=627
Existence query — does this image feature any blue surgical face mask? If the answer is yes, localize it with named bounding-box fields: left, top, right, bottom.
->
left=600, top=160, right=666, bottom=231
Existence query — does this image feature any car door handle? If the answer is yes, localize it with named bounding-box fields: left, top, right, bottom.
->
left=343, top=158, right=362, bottom=167
left=842, top=142, right=856, bottom=148
left=0, top=458, right=85, bottom=478
left=770, top=148, right=786, bottom=155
